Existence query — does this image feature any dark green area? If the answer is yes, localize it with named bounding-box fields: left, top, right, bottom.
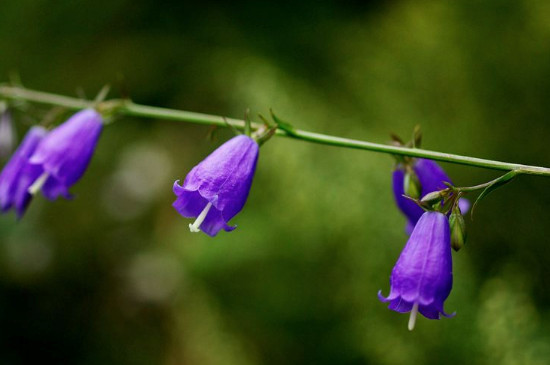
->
left=1, top=0, right=550, bottom=364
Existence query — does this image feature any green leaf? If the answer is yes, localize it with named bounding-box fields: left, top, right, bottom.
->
left=471, top=170, right=519, bottom=217
left=412, top=124, right=422, bottom=148
left=222, top=117, right=241, bottom=136
left=270, top=109, right=297, bottom=136
left=244, top=108, right=251, bottom=137
left=390, top=133, right=405, bottom=146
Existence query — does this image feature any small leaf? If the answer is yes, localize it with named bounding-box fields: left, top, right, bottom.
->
left=244, top=108, right=251, bottom=137
left=205, top=125, right=219, bottom=141
left=222, top=117, right=241, bottom=136
left=258, top=113, right=271, bottom=126
left=390, top=133, right=405, bottom=146
left=94, top=84, right=111, bottom=103
left=471, top=170, right=519, bottom=217
left=270, top=109, right=297, bottom=136
left=412, top=125, right=422, bottom=148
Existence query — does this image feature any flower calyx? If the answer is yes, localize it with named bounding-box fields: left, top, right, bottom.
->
left=253, top=114, right=277, bottom=146
left=402, top=184, right=464, bottom=217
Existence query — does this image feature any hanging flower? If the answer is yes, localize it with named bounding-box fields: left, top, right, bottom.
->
left=378, top=211, right=454, bottom=330
left=0, top=126, right=48, bottom=217
left=173, top=134, right=259, bottom=237
left=393, top=158, right=469, bottom=233
left=0, top=107, right=16, bottom=159
left=27, top=109, right=103, bottom=200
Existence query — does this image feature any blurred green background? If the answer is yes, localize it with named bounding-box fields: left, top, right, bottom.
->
left=2, top=0, right=550, bottom=364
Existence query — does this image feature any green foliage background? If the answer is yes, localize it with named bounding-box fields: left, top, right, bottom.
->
left=1, top=0, right=550, bottom=364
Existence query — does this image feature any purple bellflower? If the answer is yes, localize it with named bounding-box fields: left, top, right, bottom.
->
left=173, top=134, right=259, bottom=237
left=393, top=158, right=469, bottom=233
left=26, top=109, right=103, bottom=200
left=0, top=126, right=48, bottom=217
left=379, top=211, right=454, bottom=330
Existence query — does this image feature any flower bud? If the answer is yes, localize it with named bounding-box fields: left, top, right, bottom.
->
left=403, top=170, right=421, bottom=199
left=420, top=190, right=445, bottom=205
left=449, top=205, right=466, bottom=251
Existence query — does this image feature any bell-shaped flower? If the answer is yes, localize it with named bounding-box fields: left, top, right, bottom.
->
left=173, top=135, right=259, bottom=237
left=0, top=126, right=48, bottom=217
left=27, top=109, right=103, bottom=200
left=393, top=158, right=469, bottom=233
left=378, top=211, right=454, bottom=330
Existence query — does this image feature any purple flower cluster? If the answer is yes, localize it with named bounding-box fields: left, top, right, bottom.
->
left=1, top=103, right=468, bottom=331
left=170, top=132, right=464, bottom=331
left=0, top=109, right=103, bottom=217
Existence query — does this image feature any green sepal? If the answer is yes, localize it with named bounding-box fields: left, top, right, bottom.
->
left=412, top=124, right=422, bottom=148
left=402, top=194, right=436, bottom=212
left=252, top=114, right=277, bottom=146
left=254, top=125, right=277, bottom=146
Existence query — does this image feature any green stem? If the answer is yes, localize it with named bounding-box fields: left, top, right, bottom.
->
left=2, top=85, right=550, bottom=177
left=455, top=180, right=496, bottom=193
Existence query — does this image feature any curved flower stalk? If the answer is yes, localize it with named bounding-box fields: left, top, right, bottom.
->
left=27, top=108, right=103, bottom=200
left=173, top=135, right=259, bottom=237
left=0, top=126, right=48, bottom=217
left=393, top=158, right=469, bottom=233
left=379, top=211, right=454, bottom=330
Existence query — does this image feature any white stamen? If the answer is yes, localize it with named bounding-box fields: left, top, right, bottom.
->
left=189, top=202, right=213, bottom=233
left=28, top=172, right=49, bottom=195
left=408, top=302, right=419, bottom=331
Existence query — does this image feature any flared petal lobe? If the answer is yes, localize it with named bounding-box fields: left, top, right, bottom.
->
left=28, top=109, right=103, bottom=200
left=0, top=126, right=48, bottom=217
left=393, top=159, right=469, bottom=229
left=379, top=211, right=454, bottom=321
left=173, top=135, right=259, bottom=236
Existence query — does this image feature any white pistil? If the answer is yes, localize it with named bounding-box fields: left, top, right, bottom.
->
left=28, top=172, right=49, bottom=195
left=408, top=302, right=419, bottom=331
left=189, top=202, right=213, bottom=233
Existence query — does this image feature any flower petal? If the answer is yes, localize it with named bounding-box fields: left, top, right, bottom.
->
left=182, top=135, right=258, bottom=217
left=0, top=126, right=47, bottom=216
left=379, top=211, right=454, bottom=321
left=29, top=109, right=102, bottom=187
